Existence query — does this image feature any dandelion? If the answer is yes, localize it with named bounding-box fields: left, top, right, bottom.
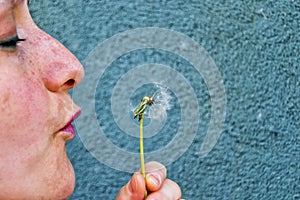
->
left=133, top=83, right=172, bottom=199
left=130, top=83, right=172, bottom=121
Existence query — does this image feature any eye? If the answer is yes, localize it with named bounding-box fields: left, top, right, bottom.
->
left=0, top=35, right=26, bottom=50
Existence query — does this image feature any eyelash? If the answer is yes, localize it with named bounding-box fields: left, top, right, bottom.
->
left=0, top=35, right=26, bottom=50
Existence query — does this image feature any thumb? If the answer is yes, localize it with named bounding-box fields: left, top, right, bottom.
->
left=116, top=173, right=146, bottom=200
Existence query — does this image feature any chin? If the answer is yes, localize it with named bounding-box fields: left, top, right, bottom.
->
left=49, top=139, right=76, bottom=199
left=56, top=159, right=76, bottom=200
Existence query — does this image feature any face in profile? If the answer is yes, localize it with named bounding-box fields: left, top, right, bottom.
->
left=0, top=0, right=84, bottom=199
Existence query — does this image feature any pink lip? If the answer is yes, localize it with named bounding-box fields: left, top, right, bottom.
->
left=57, top=109, right=82, bottom=141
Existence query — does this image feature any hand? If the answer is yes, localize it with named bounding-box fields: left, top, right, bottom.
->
left=116, top=161, right=182, bottom=200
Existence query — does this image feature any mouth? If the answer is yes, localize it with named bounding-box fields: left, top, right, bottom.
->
left=55, top=109, right=82, bottom=141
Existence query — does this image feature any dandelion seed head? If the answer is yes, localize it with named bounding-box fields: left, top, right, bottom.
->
left=129, top=82, right=172, bottom=122
left=148, top=83, right=172, bottom=120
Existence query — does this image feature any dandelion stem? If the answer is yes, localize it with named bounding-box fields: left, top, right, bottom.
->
left=134, top=96, right=153, bottom=199
left=139, top=114, right=147, bottom=199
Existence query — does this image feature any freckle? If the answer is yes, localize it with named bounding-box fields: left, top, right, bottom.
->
left=1, top=93, right=10, bottom=104
left=0, top=93, right=10, bottom=112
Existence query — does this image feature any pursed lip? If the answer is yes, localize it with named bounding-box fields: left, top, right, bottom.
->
left=55, top=109, right=82, bottom=141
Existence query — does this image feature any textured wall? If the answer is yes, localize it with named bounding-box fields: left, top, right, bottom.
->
left=29, top=0, right=299, bottom=199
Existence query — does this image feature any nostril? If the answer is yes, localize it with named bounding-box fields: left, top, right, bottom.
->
left=64, top=79, right=75, bottom=88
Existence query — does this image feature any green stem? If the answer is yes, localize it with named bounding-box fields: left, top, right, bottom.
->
left=139, top=114, right=147, bottom=199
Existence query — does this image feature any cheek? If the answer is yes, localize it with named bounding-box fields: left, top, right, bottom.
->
left=0, top=71, right=55, bottom=182
left=0, top=72, right=51, bottom=149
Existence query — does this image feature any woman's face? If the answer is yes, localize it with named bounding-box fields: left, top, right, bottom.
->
left=0, top=0, right=84, bottom=199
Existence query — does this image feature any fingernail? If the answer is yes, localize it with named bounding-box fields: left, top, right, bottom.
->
left=146, top=174, right=160, bottom=186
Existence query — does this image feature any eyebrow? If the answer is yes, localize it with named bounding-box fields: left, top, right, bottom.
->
left=0, top=0, right=25, bottom=7
left=13, top=0, right=29, bottom=5
left=0, top=0, right=26, bottom=14
left=13, top=0, right=24, bottom=4
left=0, top=0, right=28, bottom=25
left=0, top=1, right=12, bottom=16
left=11, top=0, right=27, bottom=6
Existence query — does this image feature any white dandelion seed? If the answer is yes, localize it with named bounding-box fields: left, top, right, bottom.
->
left=148, top=83, right=172, bottom=120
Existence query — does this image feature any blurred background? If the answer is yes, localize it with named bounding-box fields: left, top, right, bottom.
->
left=29, top=0, right=299, bottom=199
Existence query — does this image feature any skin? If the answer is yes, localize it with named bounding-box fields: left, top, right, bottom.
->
left=0, top=0, right=181, bottom=199
left=116, top=161, right=182, bottom=200
left=0, top=0, right=84, bottom=199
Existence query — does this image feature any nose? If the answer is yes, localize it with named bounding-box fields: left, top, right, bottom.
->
left=34, top=30, right=84, bottom=92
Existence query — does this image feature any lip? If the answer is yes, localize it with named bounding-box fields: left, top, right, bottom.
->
left=55, top=109, right=82, bottom=141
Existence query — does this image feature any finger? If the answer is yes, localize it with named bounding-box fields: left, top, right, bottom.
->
left=146, top=179, right=181, bottom=200
left=116, top=173, right=146, bottom=200
left=144, top=161, right=167, bottom=192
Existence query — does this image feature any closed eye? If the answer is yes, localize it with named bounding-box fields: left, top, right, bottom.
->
left=0, top=35, right=26, bottom=50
